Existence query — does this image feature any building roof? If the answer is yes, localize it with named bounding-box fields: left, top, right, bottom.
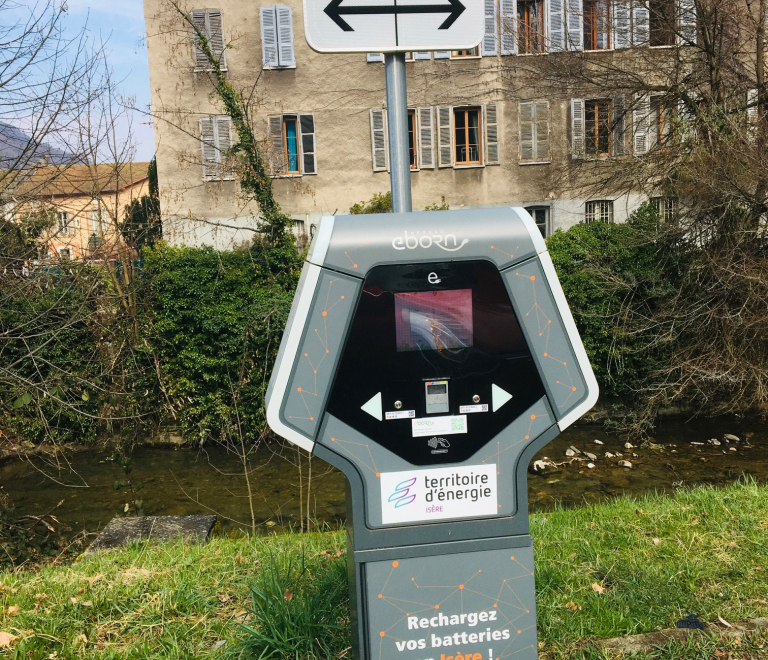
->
left=9, top=162, right=150, bottom=198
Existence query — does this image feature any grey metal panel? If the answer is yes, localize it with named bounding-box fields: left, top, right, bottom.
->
left=279, top=270, right=360, bottom=439
left=502, top=259, right=590, bottom=423
left=353, top=533, right=533, bottom=563
left=321, top=208, right=539, bottom=277
left=364, top=545, right=538, bottom=660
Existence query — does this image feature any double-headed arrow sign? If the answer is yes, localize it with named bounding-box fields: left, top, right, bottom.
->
left=324, top=0, right=466, bottom=31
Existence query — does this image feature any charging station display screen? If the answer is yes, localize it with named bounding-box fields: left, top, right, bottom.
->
left=394, top=289, right=473, bottom=352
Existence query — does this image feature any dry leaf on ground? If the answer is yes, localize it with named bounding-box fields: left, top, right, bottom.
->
left=283, top=588, right=293, bottom=602
left=7, top=605, right=19, bottom=615
left=591, top=582, right=606, bottom=595
left=565, top=601, right=582, bottom=611
left=0, top=631, right=18, bottom=648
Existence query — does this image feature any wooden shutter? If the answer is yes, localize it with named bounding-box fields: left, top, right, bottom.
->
left=548, top=0, right=566, bottom=51
left=632, top=0, right=649, bottom=45
left=678, top=0, right=696, bottom=44
left=418, top=107, right=435, bottom=169
left=299, top=114, right=316, bottom=174
left=571, top=99, right=585, bottom=157
left=437, top=106, right=453, bottom=167
left=370, top=109, right=388, bottom=172
left=215, top=116, right=233, bottom=179
left=633, top=95, right=650, bottom=154
left=566, top=0, right=583, bottom=49
left=434, top=51, right=451, bottom=58
left=483, top=0, right=498, bottom=56
left=414, top=52, right=431, bottom=59
left=269, top=115, right=285, bottom=175
left=519, top=101, right=535, bottom=162
left=191, top=10, right=209, bottom=70
left=747, top=88, right=759, bottom=124
left=199, top=117, right=220, bottom=180
left=484, top=104, right=500, bottom=165
left=535, top=100, right=550, bottom=161
left=206, top=9, right=227, bottom=70
left=613, top=0, right=630, bottom=48
left=275, top=5, right=295, bottom=66
left=500, top=0, right=517, bottom=54
left=611, top=97, right=625, bottom=156
left=260, top=7, right=279, bottom=68
left=367, top=52, right=384, bottom=62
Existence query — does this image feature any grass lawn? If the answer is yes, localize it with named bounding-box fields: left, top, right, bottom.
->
left=0, top=480, right=766, bottom=659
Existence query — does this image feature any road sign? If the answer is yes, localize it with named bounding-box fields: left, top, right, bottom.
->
left=303, top=0, right=484, bottom=53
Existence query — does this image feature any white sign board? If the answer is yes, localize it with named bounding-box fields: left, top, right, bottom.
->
left=303, top=0, right=485, bottom=53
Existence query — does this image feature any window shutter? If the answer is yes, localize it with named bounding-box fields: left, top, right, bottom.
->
left=199, top=117, right=220, bottom=180
left=269, top=115, right=285, bottom=175
left=260, top=7, right=279, bottom=68
left=215, top=116, right=234, bottom=179
left=679, top=0, right=696, bottom=44
left=566, top=0, right=583, bottom=49
left=191, top=9, right=209, bottom=70
left=437, top=106, right=453, bottom=167
left=632, top=0, right=649, bottom=45
left=633, top=95, right=650, bottom=154
left=548, top=0, right=566, bottom=51
left=484, top=104, right=500, bottom=165
left=414, top=51, right=431, bottom=59
left=519, top=101, right=535, bottom=162
left=418, top=107, right=435, bottom=169
left=500, top=0, right=517, bottom=54
left=206, top=9, right=227, bottom=70
left=535, top=100, right=550, bottom=161
left=299, top=114, right=316, bottom=174
left=434, top=51, right=451, bottom=58
left=275, top=5, right=295, bottom=66
left=747, top=88, right=759, bottom=123
left=611, top=97, right=625, bottom=156
left=369, top=109, right=389, bottom=172
left=483, top=0, right=498, bottom=56
left=367, top=52, right=384, bottom=62
left=571, top=99, right=585, bottom=157
left=613, top=0, right=631, bottom=48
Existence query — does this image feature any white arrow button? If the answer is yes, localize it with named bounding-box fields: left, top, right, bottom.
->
left=492, top=384, right=513, bottom=412
left=361, top=392, right=383, bottom=421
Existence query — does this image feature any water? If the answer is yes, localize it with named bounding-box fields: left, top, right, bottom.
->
left=1, top=418, right=766, bottom=540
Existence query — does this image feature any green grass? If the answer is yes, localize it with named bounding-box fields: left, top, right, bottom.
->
left=0, top=480, right=766, bottom=659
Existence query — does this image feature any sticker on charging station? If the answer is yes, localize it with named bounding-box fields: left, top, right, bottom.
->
left=380, top=464, right=498, bottom=524
left=411, top=414, right=467, bottom=437
left=386, top=410, right=416, bottom=420
left=460, top=404, right=488, bottom=413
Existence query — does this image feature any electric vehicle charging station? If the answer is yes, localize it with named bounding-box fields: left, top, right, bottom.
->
left=266, top=207, right=599, bottom=660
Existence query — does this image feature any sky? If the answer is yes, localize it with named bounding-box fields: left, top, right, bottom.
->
left=60, top=0, right=155, bottom=161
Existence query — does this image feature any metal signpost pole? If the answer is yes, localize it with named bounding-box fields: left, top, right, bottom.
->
left=384, top=53, right=412, bottom=213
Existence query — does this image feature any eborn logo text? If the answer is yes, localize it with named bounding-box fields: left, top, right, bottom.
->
left=392, top=230, right=469, bottom=252
left=388, top=477, right=417, bottom=508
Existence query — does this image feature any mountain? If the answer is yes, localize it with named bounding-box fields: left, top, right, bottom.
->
left=0, top=122, right=72, bottom=168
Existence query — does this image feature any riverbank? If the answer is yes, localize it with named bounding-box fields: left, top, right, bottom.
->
left=0, top=480, right=766, bottom=659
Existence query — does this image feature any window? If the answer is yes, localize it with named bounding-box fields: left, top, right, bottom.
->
left=526, top=206, right=549, bottom=237
left=369, top=108, right=436, bottom=172
left=649, top=0, right=675, bottom=45
left=451, top=47, right=480, bottom=57
left=652, top=196, right=678, bottom=220
left=518, top=0, right=545, bottom=53
left=583, top=0, right=611, bottom=49
left=454, top=108, right=482, bottom=165
left=269, top=114, right=316, bottom=176
left=585, top=200, right=614, bottom=223
left=89, top=204, right=104, bottom=234
left=519, top=101, right=550, bottom=163
left=200, top=116, right=234, bottom=180
left=57, top=211, right=71, bottom=235
left=651, top=96, right=674, bottom=146
left=585, top=99, right=612, bottom=156
left=191, top=9, right=227, bottom=71
left=260, top=5, right=295, bottom=68
left=408, top=110, right=418, bottom=170
left=57, top=247, right=71, bottom=260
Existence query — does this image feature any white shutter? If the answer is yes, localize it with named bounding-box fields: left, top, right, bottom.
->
left=269, top=115, right=285, bottom=175
left=747, top=88, right=759, bottom=123
left=414, top=51, right=431, bottom=59
left=611, top=97, right=625, bottom=156
left=260, top=7, right=279, bottom=68
left=207, top=9, right=227, bottom=70
left=500, top=0, right=517, bottom=54
left=191, top=9, right=209, bottom=70
left=633, top=95, right=650, bottom=155
left=566, top=0, right=583, bottom=49
left=370, top=109, right=389, bottom=172
left=678, top=0, right=697, bottom=44
left=632, top=0, right=649, bottom=45
left=215, top=116, right=234, bottom=179
left=483, top=0, right=499, bottom=56
left=275, top=5, right=295, bottom=67
left=535, top=100, right=550, bottom=161
left=434, top=51, right=451, bottom=58
left=437, top=106, right=453, bottom=167
left=367, top=52, right=384, bottom=62
left=571, top=99, right=585, bottom=157
left=199, top=117, right=219, bottom=180
left=519, top=101, right=535, bottom=162
left=484, top=104, right=500, bottom=165
left=418, top=107, right=435, bottom=169
left=300, top=114, right=316, bottom=174
left=613, top=0, right=630, bottom=48
left=548, top=0, right=566, bottom=51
